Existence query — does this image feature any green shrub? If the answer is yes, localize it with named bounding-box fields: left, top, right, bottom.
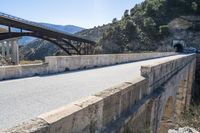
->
left=159, top=25, right=169, bottom=35
left=123, top=10, right=129, bottom=18
left=144, top=17, right=156, bottom=28
left=192, top=2, right=198, bottom=11
left=112, top=18, right=118, bottom=24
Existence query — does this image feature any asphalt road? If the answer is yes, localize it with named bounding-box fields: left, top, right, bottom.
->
left=0, top=54, right=187, bottom=130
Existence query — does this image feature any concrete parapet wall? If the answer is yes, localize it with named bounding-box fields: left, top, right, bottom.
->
left=46, top=52, right=176, bottom=74
left=0, top=52, right=175, bottom=81
left=141, top=54, right=196, bottom=94
left=2, top=77, right=149, bottom=133
left=37, top=78, right=149, bottom=133
left=2, top=118, right=49, bottom=133
left=0, top=63, right=48, bottom=81
left=2, top=54, right=196, bottom=133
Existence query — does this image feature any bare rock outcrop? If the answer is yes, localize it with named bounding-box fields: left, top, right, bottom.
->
left=169, top=127, right=199, bottom=133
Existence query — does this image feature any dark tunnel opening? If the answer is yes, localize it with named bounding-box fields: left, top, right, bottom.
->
left=174, top=43, right=184, bottom=52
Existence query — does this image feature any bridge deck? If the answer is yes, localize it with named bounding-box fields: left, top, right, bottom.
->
left=0, top=54, right=188, bottom=130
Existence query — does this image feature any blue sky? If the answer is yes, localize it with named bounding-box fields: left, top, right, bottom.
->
left=0, top=0, right=144, bottom=28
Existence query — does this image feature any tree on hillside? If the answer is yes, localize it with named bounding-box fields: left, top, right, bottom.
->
left=143, top=17, right=156, bottom=28
left=144, top=0, right=166, bottom=15
left=123, top=10, right=129, bottom=18
left=112, top=18, right=118, bottom=24
left=99, top=0, right=200, bottom=54
left=125, top=20, right=137, bottom=40
left=130, top=4, right=139, bottom=16
left=192, top=2, right=198, bottom=12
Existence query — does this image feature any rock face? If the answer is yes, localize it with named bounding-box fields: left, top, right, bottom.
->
left=168, top=16, right=200, bottom=49
left=169, top=127, right=199, bottom=133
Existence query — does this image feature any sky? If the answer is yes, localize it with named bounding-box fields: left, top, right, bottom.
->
left=0, top=0, right=144, bottom=28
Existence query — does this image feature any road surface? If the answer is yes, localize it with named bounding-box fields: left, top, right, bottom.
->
left=0, top=54, right=187, bottom=130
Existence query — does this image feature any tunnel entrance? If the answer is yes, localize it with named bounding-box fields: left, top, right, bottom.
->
left=174, top=43, right=184, bottom=52
left=172, top=40, right=186, bottom=53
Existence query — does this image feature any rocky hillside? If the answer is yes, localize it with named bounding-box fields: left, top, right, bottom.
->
left=75, top=24, right=111, bottom=42
left=19, top=39, right=67, bottom=61
left=99, top=0, right=200, bottom=54
left=40, top=23, right=85, bottom=34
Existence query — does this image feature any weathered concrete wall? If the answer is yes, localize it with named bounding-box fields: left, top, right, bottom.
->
left=0, top=52, right=175, bottom=81
left=141, top=54, right=195, bottom=95
left=193, top=54, right=200, bottom=102
left=148, top=57, right=196, bottom=133
left=46, top=52, right=176, bottom=73
left=2, top=78, right=149, bottom=133
left=139, top=54, right=196, bottom=133
left=2, top=54, right=196, bottom=133
left=0, top=63, right=48, bottom=81
left=115, top=54, right=196, bottom=133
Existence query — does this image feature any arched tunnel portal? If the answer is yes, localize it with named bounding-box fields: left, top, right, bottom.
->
left=174, top=43, right=184, bottom=52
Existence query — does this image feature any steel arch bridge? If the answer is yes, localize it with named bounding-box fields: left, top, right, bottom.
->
left=0, top=12, right=96, bottom=55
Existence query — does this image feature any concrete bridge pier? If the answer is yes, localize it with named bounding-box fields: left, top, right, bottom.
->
left=0, top=39, right=19, bottom=65
left=5, top=41, right=10, bottom=58
left=0, top=41, right=10, bottom=59
left=10, top=39, right=19, bottom=65
left=0, top=42, right=5, bottom=57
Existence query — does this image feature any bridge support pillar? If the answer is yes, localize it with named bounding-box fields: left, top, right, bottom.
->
left=5, top=41, right=10, bottom=58
left=0, top=39, right=19, bottom=65
left=11, top=40, right=19, bottom=65
left=0, top=42, right=6, bottom=57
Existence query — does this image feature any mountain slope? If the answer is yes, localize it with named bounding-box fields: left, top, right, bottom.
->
left=75, top=24, right=111, bottom=42
left=19, top=24, right=85, bottom=45
left=19, top=39, right=67, bottom=61
left=99, top=0, right=200, bottom=53
left=40, top=23, right=85, bottom=34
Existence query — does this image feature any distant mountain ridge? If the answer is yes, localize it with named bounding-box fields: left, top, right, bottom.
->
left=18, top=24, right=85, bottom=45
left=39, top=23, right=85, bottom=34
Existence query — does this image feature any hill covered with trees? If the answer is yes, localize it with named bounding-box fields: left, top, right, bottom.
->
left=99, top=0, right=200, bottom=53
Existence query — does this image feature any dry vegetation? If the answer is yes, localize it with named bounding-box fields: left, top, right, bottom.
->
left=176, top=104, right=200, bottom=131
left=20, top=60, right=43, bottom=65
